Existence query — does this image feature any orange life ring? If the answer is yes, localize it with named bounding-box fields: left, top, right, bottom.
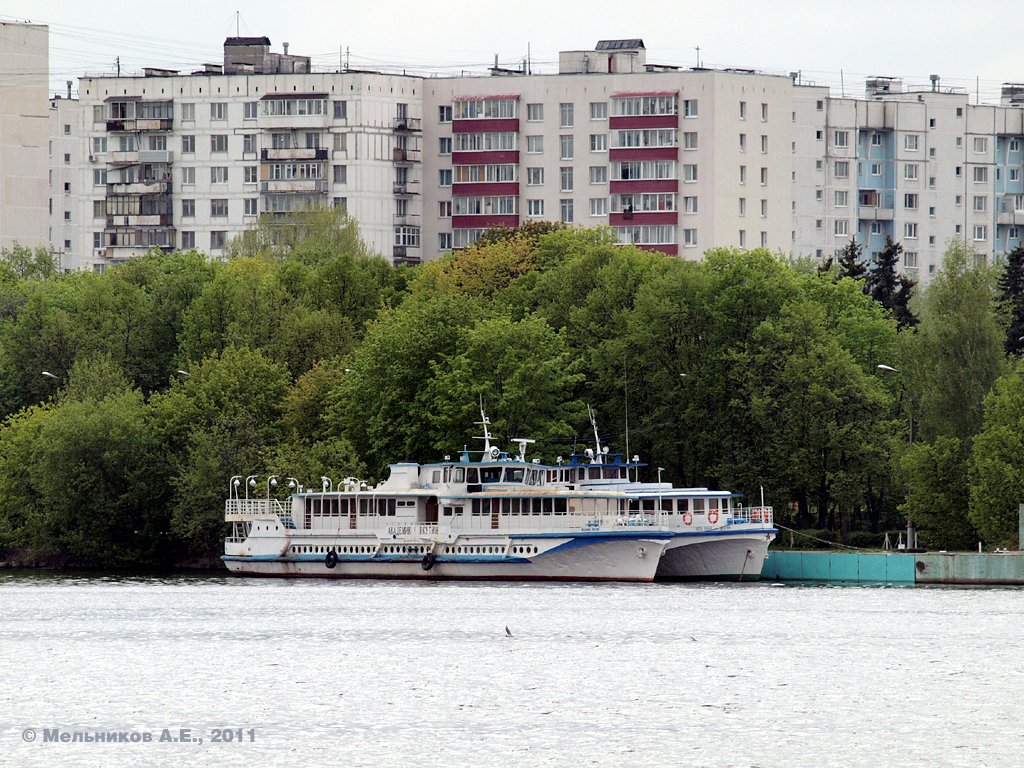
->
left=707, top=509, right=720, bottom=524
left=682, top=511, right=693, bottom=526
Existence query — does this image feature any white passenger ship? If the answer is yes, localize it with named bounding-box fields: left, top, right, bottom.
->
left=223, top=412, right=775, bottom=582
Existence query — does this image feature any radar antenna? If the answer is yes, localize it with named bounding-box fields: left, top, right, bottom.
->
left=587, top=404, right=604, bottom=464
left=511, top=438, right=535, bottom=463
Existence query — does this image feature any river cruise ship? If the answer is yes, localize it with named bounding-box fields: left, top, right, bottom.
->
left=223, top=413, right=775, bottom=582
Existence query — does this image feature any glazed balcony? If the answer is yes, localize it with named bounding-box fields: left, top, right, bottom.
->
left=260, top=147, right=329, bottom=161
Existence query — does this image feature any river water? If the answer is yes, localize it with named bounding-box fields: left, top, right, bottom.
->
left=0, top=574, right=1020, bottom=767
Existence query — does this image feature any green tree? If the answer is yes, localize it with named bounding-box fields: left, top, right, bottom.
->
left=836, top=237, right=868, bottom=282
left=996, top=244, right=1024, bottom=356
left=1, top=243, right=58, bottom=280
left=899, top=436, right=977, bottom=549
left=867, top=236, right=916, bottom=328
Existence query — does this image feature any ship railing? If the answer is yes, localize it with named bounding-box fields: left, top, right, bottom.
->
left=729, top=505, right=774, bottom=525
left=225, top=498, right=291, bottom=523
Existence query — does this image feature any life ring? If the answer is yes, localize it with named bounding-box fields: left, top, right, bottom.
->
left=421, top=552, right=436, bottom=571
left=325, top=550, right=338, bottom=569
left=707, top=510, right=720, bottom=524
left=682, top=511, right=693, bottom=526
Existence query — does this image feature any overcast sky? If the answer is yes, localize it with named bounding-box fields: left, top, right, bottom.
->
left=6, top=1, right=1024, bottom=103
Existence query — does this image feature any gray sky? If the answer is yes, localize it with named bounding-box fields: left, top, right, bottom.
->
left=6, top=1, right=1024, bottom=102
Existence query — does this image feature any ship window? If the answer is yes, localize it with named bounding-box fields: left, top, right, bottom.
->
left=481, top=467, right=501, bottom=483
left=677, top=499, right=689, bottom=512
left=661, top=499, right=673, bottom=512
left=471, top=498, right=481, bottom=515
left=432, top=470, right=441, bottom=483
left=542, top=498, right=553, bottom=515
left=693, top=498, right=705, bottom=512
left=502, top=498, right=512, bottom=515
left=507, top=468, right=524, bottom=482
left=577, top=468, right=585, bottom=481
left=554, top=498, right=567, bottom=514
left=443, top=467, right=451, bottom=482
left=642, top=499, right=656, bottom=512
left=511, top=498, right=520, bottom=515
left=453, top=506, right=463, bottom=516
left=589, top=468, right=601, bottom=479
left=454, top=467, right=465, bottom=482
left=709, top=498, right=719, bottom=510
left=628, top=499, right=640, bottom=513
left=443, top=506, right=453, bottom=516
left=387, top=498, right=396, bottom=516
left=466, top=468, right=479, bottom=483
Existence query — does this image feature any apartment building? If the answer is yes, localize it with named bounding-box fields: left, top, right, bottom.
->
left=422, top=40, right=794, bottom=257
left=0, top=21, right=50, bottom=253
left=68, top=37, right=423, bottom=270
left=793, top=77, right=1024, bottom=283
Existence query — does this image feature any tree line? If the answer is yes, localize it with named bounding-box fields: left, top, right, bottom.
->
left=0, top=212, right=1022, bottom=568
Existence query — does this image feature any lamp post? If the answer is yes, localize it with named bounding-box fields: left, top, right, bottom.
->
left=175, top=369, right=191, bottom=378
left=266, top=475, right=278, bottom=499
left=876, top=364, right=913, bottom=444
left=244, top=475, right=258, bottom=500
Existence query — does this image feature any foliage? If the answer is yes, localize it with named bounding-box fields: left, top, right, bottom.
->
left=866, top=236, right=916, bottom=328
left=996, top=245, right=1024, bottom=356
left=899, top=436, right=976, bottom=550
left=1, top=243, right=58, bottom=280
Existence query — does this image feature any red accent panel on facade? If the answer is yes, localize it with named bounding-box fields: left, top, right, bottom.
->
left=452, top=215, right=520, bottom=229
left=452, top=150, right=520, bottom=165
left=637, top=243, right=679, bottom=256
left=609, top=147, right=679, bottom=162
left=609, top=179, right=679, bottom=193
left=608, top=211, right=678, bottom=226
left=609, top=115, right=678, bottom=130
left=452, top=118, right=520, bottom=133
left=452, top=94, right=520, bottom=101
left=452, top=182, right=520, bottom=197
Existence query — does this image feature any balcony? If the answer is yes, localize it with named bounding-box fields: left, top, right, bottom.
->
left=260, top=147, right=329, bottom=161
left=260, top=179, right=328, bottom=194
left=393, top=183, right=419, bottom=196
left=107, top=180, right=172, bottom=195
left=393, top=148, right=422, bottom=164
left=105, top=214, right=174, bottom=228
left=998, top=194, right=1024, bottom=224
left=392, top=246, right=422, bottom=265
left=393, top=214, right=420, bottom=227
left=393, top=117, right=422, bottom=132
left=106, top=118, right=173, bottom=132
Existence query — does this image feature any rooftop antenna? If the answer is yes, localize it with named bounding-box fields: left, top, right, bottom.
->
left=511, top=438, right=535, bottom=463
left=587, top=404, right=604, bottom=464
left=474, top=398, right=499, bottom=460
left=695, top=45, right=701, bottom=68
left=236, top=10, right=239, bottom=37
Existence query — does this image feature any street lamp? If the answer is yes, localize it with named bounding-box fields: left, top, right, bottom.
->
left=876, top=364, right=913, bottom=444
left=266, top=475, right=278, bottom=499
left=244, top=475, right=258, bottom=499
left=41, top=371, right=58, bottom=380
left=175, top=369, right=191, bottom=378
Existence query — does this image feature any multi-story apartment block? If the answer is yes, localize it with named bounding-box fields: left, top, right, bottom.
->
left=422, top=40, right=794, bottom=257
left=37, top=31, right=1024, bottom=286
left=1, top=22, right=50, bottom=253
left=68, top=37, right=423, bottom=270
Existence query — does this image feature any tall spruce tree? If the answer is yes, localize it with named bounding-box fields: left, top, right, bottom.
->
left=836, top=237, right=868, bottom=281
left=997, top=244, right=1024, bottom=355
left=867, top=235, right=916, bottom=328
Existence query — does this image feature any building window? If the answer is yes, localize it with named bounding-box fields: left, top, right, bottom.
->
left=333, top=197, right=347, bottom=211
left=560, top=135, right=574, bottom=160
left=835, top=190, right=849, bottom=207
left=438, top=232, right=452, bottom=251
left=904, top=193, right=918, bottom=209
left=334, top=166, right=347, bottom=184
left=211, top=167, right=228, bottom=184
left=683, top=99, right=698, bottom=118
left=760, top=167, right=768, bottom=185
left=683, top=164, right=698, bottom=182
left=244, top=166, right=257, bottom=184
left=739, top=133, right=746, bottom=152
left=560, top=167, right=574, bottom=192
left=560, top=198, right=574, bottom=223
left=211, top=135, right=228, bottom=153
left=590, top=134, right=607, bottom=152
left=527, top=168, right=544, bottom=185
left=973, top=166, right=988, bottom=183
left=92, top=169, right=107, bottom=186
left=816, top=130, right=823, bottom=141
left=438, top=201, right=452, bottom=218
left=333, top=101, right=347, bottom=120
left=739, top=230, right=747, bottom=247
left=439, top=105, right=452, bottom=123
left=684, top=196, right=698, bottom=214
left=439, top=137, right=452, bottom=155
left=904, top=134, right=919, bottom=151
left=181, top=167, right=195, bottom=185
left=834, top=131, right=849, bottom=148
left=211, top=199, right=228, bottom=218
left=589, top=166, right=607, bottom=184
left=682, top=132, right=698, bottom=150
left=210, top=102, right=227, bottom=121
left=974, top=137, right=988, bottom=153
left=870, top=163, right=882, bottom=176
left=871, top=132, right=882, bottom=146
left=243, top=134, right=256, bottom=154
left=91, top=136, right=107, bottom=154
left=760, top=135, right=768, bottom=154
left=244, top=198, right=258, bottom=216
left=834, top=161, right=849, bottom=178
left=904, top=222, right=918, bottom=239
left=244, top=101, right=258, bottom=120
left=683, top=228, right=698, bottom=246
left=760, top=103, right=768, bottom=121
left=973, top=195, right=987, bottom=212
left=590, top=102, right=607, bottom=120
left=526, top=103, right=544, bottom=121
left=439, top=169, right=452, bottom=187
left=181, top=103, right=195, bottom=121
left=527, top=136, right=544, bottom=154
left=739, top=198, right=747, bottom=216
left=210, top=231, right=227, bottom=250
left=527, top=199, right=544, bottom=217
left=904, top=251, right=918, bottom=268
left=760, top=199, right=768, bottom=217
left=870, top=221, right=882, bottom=235
left=590, top=198, right=607, bottom=217
left=973, top=225, right=987, bottom=241
left=739, top=101, right=746, bottom=120
left=740, top=165, right=747, bottom=184
left=834, top=220, right=849, bottom=236
left=182, top=199, right=195, bottom=218
left=559, top=103, right=574, bottom=128
left=904, top=163, right=919, bottom=181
